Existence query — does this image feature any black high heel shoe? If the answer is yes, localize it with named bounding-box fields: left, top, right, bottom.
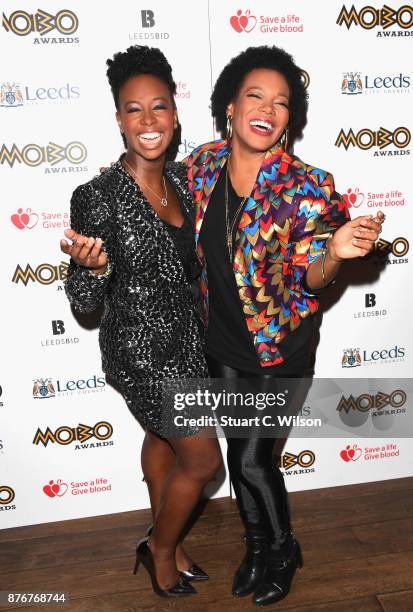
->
left=232, top=531, right=268, bottom=597
left=252, top=537, right=303, bottom=606
left=133, top=537, right=197, bottom=598
left=146, top=525, right=209, bottom=582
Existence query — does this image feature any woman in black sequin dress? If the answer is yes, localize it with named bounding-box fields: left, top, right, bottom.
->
left=60, top=46, right=221, bottom=597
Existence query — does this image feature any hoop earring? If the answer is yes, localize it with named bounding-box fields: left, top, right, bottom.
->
left=226, top=116, right=233, bottom=139
left=280, top=127, right=289, bottom=151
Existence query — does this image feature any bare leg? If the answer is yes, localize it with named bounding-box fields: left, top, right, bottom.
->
left=141, top=431, right=198, bottom=571
left=147, top=432, right=221, bottom=589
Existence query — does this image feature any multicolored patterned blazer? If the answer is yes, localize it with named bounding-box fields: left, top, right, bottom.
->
left=186, top=139, right=350, bottom=367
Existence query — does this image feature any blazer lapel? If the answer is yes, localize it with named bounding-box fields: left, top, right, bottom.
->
left=194, top=141, right=229, bottom=251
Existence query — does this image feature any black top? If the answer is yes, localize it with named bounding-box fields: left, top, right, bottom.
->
left=199, top=166, right=314, bottom=374
left=164, top=210, right=200, bottom=284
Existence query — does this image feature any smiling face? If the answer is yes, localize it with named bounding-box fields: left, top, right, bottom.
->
left=227, top=68, right=290, bottom=153
left=116, top=73, right=177, bottom=164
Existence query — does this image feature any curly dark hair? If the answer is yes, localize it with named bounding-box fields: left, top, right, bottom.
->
left=211, top=46, right=308, bottom=151
left=106, top=45, right=181, bottom=160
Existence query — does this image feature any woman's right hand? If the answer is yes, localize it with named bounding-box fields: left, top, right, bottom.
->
left=60, top=228, right=108, bottom=275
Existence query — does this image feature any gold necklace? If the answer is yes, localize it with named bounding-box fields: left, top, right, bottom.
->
left=123, top=159, right=168, bottom=207
left=225, top=159, right=254, bottom=261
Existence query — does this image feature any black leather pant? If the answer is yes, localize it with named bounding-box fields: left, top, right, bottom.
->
left=206, top=355, right=306, bottom=548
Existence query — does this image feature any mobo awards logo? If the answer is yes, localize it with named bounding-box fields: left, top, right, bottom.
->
left=12, top=261, right=68, bottom=286
left=337, top=4, right=413, bottom=37
left=0, top=485, right=16, bottom=511
left=2, top=9, right=79, bottom=44
left=277, top=450, right=316, bottom=475
left=337, top=389, right=406, bottom=414
left=33, top=421, right=114, bottom=448
left=335, top=126, right=411, bottom=156
left=0, top=141, right=87, bottom=171
left=373, top=235, right=409, bottom=265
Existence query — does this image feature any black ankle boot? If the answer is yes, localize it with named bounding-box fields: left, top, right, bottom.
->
left=232, top=531, right=268, bottom=597
left=252, top=536, right=303, bottom=606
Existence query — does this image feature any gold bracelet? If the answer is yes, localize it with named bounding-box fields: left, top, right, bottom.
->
left=321, top=249, right=326, bottom=283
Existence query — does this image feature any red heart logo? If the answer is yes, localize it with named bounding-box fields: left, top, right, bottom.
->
left=340, top=450, right=350, bottom=462
left=230, top=15, right=243, bottom=32
left=239, top=14, right=248, bottom=28
left=348, top=192, right=357, bottom=205
left=43, top=484, right=55, bottom=497
left=11, top=213, right=25, bottom=229
left=51, top=482, right=60, bottom=495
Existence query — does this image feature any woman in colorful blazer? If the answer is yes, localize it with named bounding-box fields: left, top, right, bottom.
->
left=186, top=46, right=384, bottom=606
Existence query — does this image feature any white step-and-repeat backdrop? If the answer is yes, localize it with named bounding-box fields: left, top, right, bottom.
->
left=1, top=0, right=411, bottom=528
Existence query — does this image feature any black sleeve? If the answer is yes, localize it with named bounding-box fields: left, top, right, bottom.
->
left=64, top=182, right=115, bottom=313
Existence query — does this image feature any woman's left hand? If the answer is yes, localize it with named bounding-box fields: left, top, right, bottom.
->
left=328, top=211, right=385, bottom=261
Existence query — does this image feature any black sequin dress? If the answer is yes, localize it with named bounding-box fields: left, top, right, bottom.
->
left=64, top=157, right=208, bottom=436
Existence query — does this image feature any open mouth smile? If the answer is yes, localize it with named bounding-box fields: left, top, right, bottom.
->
left=139, top=132, right=162, bottom=144
left=249, top=119, right=275, bottom=135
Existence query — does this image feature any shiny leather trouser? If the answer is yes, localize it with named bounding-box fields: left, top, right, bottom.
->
left=206, top=355, right=306, bottom=548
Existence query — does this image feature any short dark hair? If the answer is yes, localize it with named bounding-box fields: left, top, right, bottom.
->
left=211, top=46, right=307, bottom=151
left=106, top=45, right=181, bottom=159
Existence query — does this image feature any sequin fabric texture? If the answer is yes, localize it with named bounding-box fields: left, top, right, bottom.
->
left=64, top=157, right=208, bottom=436
left=186, top=139, right=350, bottom=367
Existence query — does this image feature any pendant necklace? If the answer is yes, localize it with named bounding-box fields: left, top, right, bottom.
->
left=225, top=158, right=254, bottom=261
left=124, top=159, right=168, bottom=207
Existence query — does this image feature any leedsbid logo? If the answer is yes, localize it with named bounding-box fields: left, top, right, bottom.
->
left=335, top=127, right=410, bottom=150
left=337, top=4, right=413, bottom=30
left=33, top=421, right=113, bottom=447
left=2, top=9, right=78, bottom=36
left=0, top=142, right=87, bottom=167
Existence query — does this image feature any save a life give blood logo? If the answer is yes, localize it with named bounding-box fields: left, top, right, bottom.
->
left=43, top=478, right=67, bottom=497
left=230, top=8, right=303, bottom=33
left=11, top=207, right=39, bottom=229
left=343, top=187, right=364, bottom=208
left=230, top=9, right=257, bottom=32
left=340, top=442, right=400, bottom=462
left=42, top=477, right=112, bottom=498
left=340, top=443, right=362, bottom=461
